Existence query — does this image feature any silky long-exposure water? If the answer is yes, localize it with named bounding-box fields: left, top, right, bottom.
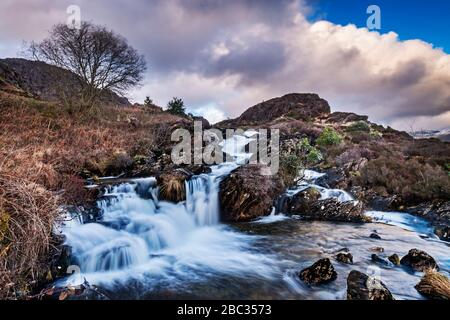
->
left=57, top=133, right=450, bottom=300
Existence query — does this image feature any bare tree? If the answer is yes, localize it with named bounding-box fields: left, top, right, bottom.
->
left=30, top=22, right=146, bottom=108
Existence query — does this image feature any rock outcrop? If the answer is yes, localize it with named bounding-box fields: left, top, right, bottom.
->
left=283, top=188, right=370, bottom=223
left=216, top=93, right=330, bottom=128
left=347, top=270, right=394, bottom=300
left=326, top=112, right=368, bottom=124
left=219, top=164, right=284, bottom=222
left=298, top=258, right=337, bottom=285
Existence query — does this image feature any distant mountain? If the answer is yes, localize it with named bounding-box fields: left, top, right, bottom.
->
left=411, top=128, right=450, bottom=142
left=0, top=58, right=130, bottom=106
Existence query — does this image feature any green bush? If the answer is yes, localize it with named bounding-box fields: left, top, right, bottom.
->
left=346, top=121, right=371, bottom=133
left=316, top=127, right=343, bottom=146
left=167, top=97, right=186, bottom=116
left=279, top=138, right=323, bottom=186
left=296, top=138, right=323, bottom=164
left=280, top=154, right=304, bottom=187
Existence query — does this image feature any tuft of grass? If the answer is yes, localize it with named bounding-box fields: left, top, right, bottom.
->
left=415, top=270, right=450, bottom=300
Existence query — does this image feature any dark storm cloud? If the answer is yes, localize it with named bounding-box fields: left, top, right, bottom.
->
left=204, top=40, right=287, bottom=84
left=387, top=60, right=428, bottom=87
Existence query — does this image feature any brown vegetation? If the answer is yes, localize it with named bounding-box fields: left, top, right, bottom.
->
left=415, top=270, right=450, bottom=300
left=0, top=91, right=187, bottom=298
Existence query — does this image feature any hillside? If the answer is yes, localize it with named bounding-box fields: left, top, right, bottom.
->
left=0, top=58, right=130, bottom=106
left=0, top=88, right=191, bottom=299
left=0, top=87, right=449, bottom=300
left=216, top=93, right=450, bottom=235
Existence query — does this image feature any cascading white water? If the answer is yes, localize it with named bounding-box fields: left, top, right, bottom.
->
left=58, top=132, right=450, bottom=299
left=285, top=169, right=355, bottom=203
left=60, top=132, right=275, bottom=286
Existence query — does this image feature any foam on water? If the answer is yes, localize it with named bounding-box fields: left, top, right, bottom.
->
left=58, top=134, right=450, bottom=299
left=60, top=131, right=278, bottom=288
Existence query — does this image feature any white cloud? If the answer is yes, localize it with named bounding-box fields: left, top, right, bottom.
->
left=191, top=105, right=226, bottom=124
left=1, top=0, right=449, bottom=130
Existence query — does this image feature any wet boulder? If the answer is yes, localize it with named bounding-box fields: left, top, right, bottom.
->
left=299, top=258, right=337, bottom=285
left=305, top=198, right=369, bottom=223
left=185, top=164, right=212, bottom=175
left=347, top=270, right=394, bottom=300
left=415, top=271, right=450, bottom=300
left=388, top=254, right=400, bottom=266
left=336, top=252, right=353, bottom=264
left=406, top=201, right=450, bottom=242
left=369, top=232, right=382, bottom=240
left=219, top=164, right=284, bottom=222
left=287, top=189, right=370, bottom=223
left=287, top=187, right=321, bottom=212
left=371, top=254, right=390, bottom=266
left=156, top=169, right=193, bottom=202
left=434, top=225, right=450, bottom=242
left=400, top=249, right=439, bottom=272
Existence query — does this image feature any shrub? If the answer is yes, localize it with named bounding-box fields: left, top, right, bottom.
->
left=167, top=97, right=186, bottom=116
left=335, top=148, right=362, bottom=167
left=356, top=157, right=450, bottom=203
left=350, top=131, right=372, bottom=144
left=279, top=138, right=323, bottom=186
left=0, top=175, right=59, bottom=299
left=297, top=138, right=323, bottom=164
left=99, top=152, right=134, bottom=176
left=144, top=96, right=153, bottom=107
left=316, top=127, right=343, bottom=146
left=280, top=154, right=304, bottom=187
left=346, top=121, right=371, bottom=133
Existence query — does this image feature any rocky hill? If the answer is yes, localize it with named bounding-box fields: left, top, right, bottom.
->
left=0, top=58, right=130, bottom=106
left=217, top=93, right=331, bottom=128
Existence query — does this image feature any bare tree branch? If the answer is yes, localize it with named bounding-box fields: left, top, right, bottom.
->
left=29, top=22, right=147, bottom=108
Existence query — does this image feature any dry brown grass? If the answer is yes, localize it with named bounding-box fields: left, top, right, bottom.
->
left=0, top=175, right=59, bottom=299
left=0, top=91, right=188, bottom=298
left=415, top=270, right=450, bottom=300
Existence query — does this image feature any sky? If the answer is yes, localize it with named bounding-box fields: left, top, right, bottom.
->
left=0, top=0, right=449, bottom=131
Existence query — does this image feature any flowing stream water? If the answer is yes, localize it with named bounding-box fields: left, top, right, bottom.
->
left=58, top=133, right=450, bottom=300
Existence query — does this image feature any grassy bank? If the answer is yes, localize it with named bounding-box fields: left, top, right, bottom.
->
left=0, top=91, right=186, bottom=298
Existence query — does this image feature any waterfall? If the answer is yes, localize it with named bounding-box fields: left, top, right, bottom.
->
left=57, top=133, right=450, bottom=299
left=185, top=174, right=219, bottom=226
left=59, top=132, right=272, bottom=286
